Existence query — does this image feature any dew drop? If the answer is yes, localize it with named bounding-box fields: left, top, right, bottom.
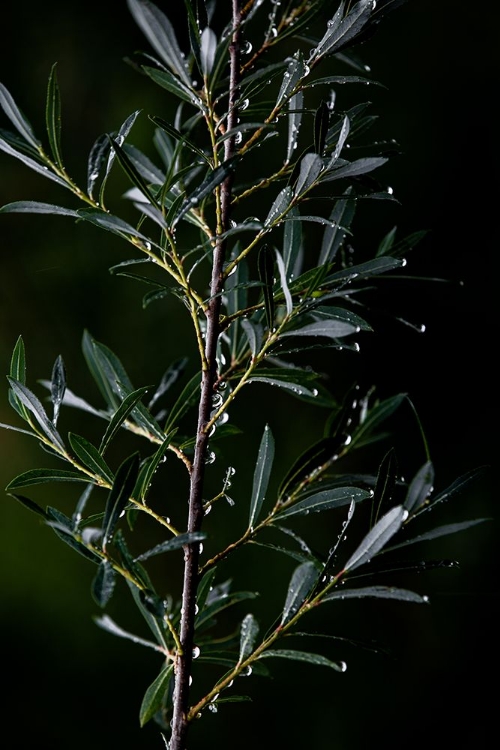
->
left=189, top=675, right=193, bottom=686
left=240, top=98, right=250, bottom=111
left=208, top=704, right=218, bottom=713
left=205, top=450, right=216, bottom=465
left=387, top=186, right=394, bottom=195
left=240, top=665, right=253, bottom=677
left=204, top=504, right=212, bottom=516
left=422, top=595, right=430, bottom=603
left=199, top=542, right=204, bottom=555
left=192, top=645, right=201, bottom=659
left=340, top=661, right=347, bottom=672
left=242, top=41, right=253, bottom=55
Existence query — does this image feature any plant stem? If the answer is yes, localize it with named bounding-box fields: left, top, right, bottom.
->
left=169, top=4, right=242, bottom=748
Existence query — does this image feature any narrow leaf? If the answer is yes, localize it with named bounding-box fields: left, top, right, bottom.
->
left=87, top=133, right=111, bottom=199
left=294, top=152, right=323, bottom=196
left=91, top=560, right=116, bottom=607
left=323, top=585, right=428, bottom=604
left=343, top=505, right=408, bottom=572
left=259, top=649, right=346, bottom=672
left=69, top=433, right=114, bottom=483
left=6, top=469, right=88, bottom=490
left=248, top=424, right=275, bottom=529
left=50, top=355, right=66, bottom=426
left=404, top=461, right=435, bottom=513
left=7, top=377, right=65, bottom=450
left=258, top=244, right=275, bottom=330
left=0, top=83, right=40, bottom=147
left=0, top=201, right=78, bottom=217
left=239, top=613, right=259, bottom=663
left=265, top=186, right=292, bottom=227
left=275, top=487, right=371, bottom=521
left=45, top=63, right=63, bottom=167
left=0, top=137, right=69, bottom=188
left=276, top=53, right=306, bottom=106
left=200, top=27, right=217, bottom=76
left=314, top=101, right=330, bottom=156
left=139, top=664, right=174, bottom=727
left=94, top=613, right=162, bottom=651
left=102, top=453, right=140, bottom=550
left=318, top=189, right=356, bottom=265
left=99, top=386, right=152, bottom=454
left=281, top=320, right=357, bottom=339
left=173, top=157, right=238, bottom=227
left=286, top=90, right=304, bottom=163
left=322, top=156, right=388, bottom=182
left=384, top=518, right=490, bottom=553
left=134, top=532, right=207, bottom=561
left=281, top=561, right=318, bottom=626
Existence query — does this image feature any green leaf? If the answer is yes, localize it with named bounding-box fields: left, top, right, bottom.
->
left=248, top=424, right=275, bottom=530
left=127, top=0, right=192, bottom=86
left=0, top=136, right=68, bottom=188
left=350, top=393, right=406, bottom=449
left=69, top=433, right=114, bottom=483
left=294, top=153, right=324, bottom=196
left=276, top=53, right=306, bottom=106
left=281, top=320, right=358, bottom=340
left=50, top=355, right=66, bottom=426
left=265, top=186, right=292, bottom=227
left=195, top=590, right=259, bottom=629
left=139, top=664, right=174, bottom=727
left=282, top=204, right=303, bottom=277
left=343, top=505, right=408, bottom=573
left=281, top=561, right=319, bottom=626
left=94, top=613, right=162, bottom=652
left=404, top=461, right=434, bottom=513
left=76, top=208, right=153, bottom=246
left=6, top=468, right=89, bottom=491
left=276, top=486, right=371, bottom=521
left=7, top=493, right=49, bottom=518
left=134, top=531, right=206, bottom=561
left=371, top=448, right=398, bottom=523
left=45, top=63, right=63, bottom=167
left=384, top=518, right=490, bottom=553
left=173, top=156, right=239, bottom=227
left=259, top=649, right=346, bottom=672
left=322, top=156, right=388, bottom=182
left=135, top=429, right=177, bottom=502
left=7, top=377, right=65, bottom=451
left=102, top=453, right=140, bottom=550
left=313, top=0, right=372, bottom=59
left=148, top=115, right=210, bottom=165
left=318, top=188, right=356, bottom=265
left=0, top=82, right=40, bottom=147
left=122, top=142, right=165, bottom=184
left=257, top=244, right=275, bottom=330
left=246, top=376, right=318, bottom=400
left=163, top=370, right=202, bottom=434
left=8, top=335, right=29, bottom=421
left=87, top=133, right=111, bottom=199
left=323, top=585, right=428, bottom=604
left=309, top=306, right=372, bottom=331
left=91, top=560, right=116, bottom=607
left=314, top=101, right=330, bottom=156
left=241, top=319, right=264, bottom=358
left=108, top=137, right=160, bottom=207
left=420, top=466, right=487, bottom=516
left=99, top=386, right=152, bottom=454
left=200, top=26, right=217, bottom=76
left=142, top=66, right=202, bottom=108
left=239, top=613, right=260, bottom=663
left=286, top=90, right=304, bottom=163
left=0, top=201, right=78, bottom=217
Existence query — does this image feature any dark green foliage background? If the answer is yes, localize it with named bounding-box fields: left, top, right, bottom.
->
left=0, top=2, right=495, bottom=748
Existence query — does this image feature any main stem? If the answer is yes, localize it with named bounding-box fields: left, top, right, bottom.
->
left=169, top=4, right=241, bottom=748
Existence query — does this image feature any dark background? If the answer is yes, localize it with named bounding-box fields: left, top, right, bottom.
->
left=0, top=2, right=496, bottom=748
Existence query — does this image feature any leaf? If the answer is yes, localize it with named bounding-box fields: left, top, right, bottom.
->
left=371, top=448, right=398, bottom=523
left=163, top=370, right=202, bottom=434
left=313, top=0, right=373, bottom=59
left=294, top=153, right=323, bottom=196
left=309, top=306, right=372, bottom=331
left=318, top=189, right=356, bottom=265
left=286, top=90, right=304, bottom=163
left=275, top=486, right=371, bottom=521
left=142, top=66, right=202, bottom=108
left=173, top=157, right=239, bottom=227
left=258, top=649, right=346, bottom=672
left=281, top=320, right=358, bottom=340
left=0, top=82, right=40, bottom=147
left=50, top=355, right=66, bottom=426
left=139, top=664, right=174, bottom=727
left=281, top=561, right=318, bottom=626
left=102, top=452, right=140, bottom=550
left=282, top=205, right=303, bottom=278
left=134, top=532, right=207, bottom=561
left=265, top=186, right=293, bottom=227
left=135, top=430, right=177, bottom=502
left=323, top=585, right=428, bottom=604
left=257, top=244, right=275, bottom=330
left=241, top=319, right=264, bottom=358
left=343, top=505, right=408, bottom=573
left=99, top=386, right=152, bottom=454
left=149, top=115, right=210, bottom=165
left=0, top=201, right=78, bottom=217
left=350, top=393, right=407, bottom=449
left=404, top=461, right=435, bottom=513
left=195, top=590, right=259, bottom=630
left=76, top=208, right=152, bottom=246
left=246, top=376, right=318, bottom=400
left=91, top=560, right=116, bottom=607
left=7, top=377, right=65, bottom=450
left=94, top=613, right=162, bottom=651
left=276, top=53, right=306, bottom=106
left=327, top=114, right=350, bottom=167
left=122, top=142, right=165, bottom=184
left=45, top=63, right=63, bottom=167
left=103, top=109, right=141, bottom=182
left=69, top=433, right=114, bottom=483
left=0, top=137, right=68, bottom=188
left=248, top=424, right=275, bottom=530
left=421, top=466, right=487, bottom=515
left=127, top=0, right=192, bottom=86
left=200, top=26, right=217, bottom=76
left=87, top=133, right=111, bottom=199
left=7, top=493, right=49, bottom=518
left=322, top=156, right=388, bottom=182
left=108, top=136, right=159, bottom=206
left=6, top=468, right=89, bottom=491
left=384, top=518, right=490, bottom=553
left=314, top=101, right=330, bottom=156
left=239, top=613, right=260, bottom=663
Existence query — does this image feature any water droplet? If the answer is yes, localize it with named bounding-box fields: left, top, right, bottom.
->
left=240, top=665, right=253, bottom=676
left=387, top=186, right=394, bottom=195
left=401, top=257, right=407, bottom=267
left=194, top=604, right=199, bottom=615
left=225, top=495, right=235, bottom=506
left=340, top=661, right=347, bottom=672
left=242, top=41, right=253, bottom=55
left=205, top=450, right=216, bottom=465
left=235, top=131, right=243, bottom=145
left=364, top=64, right=371, bottom=72
left=192, top=645, right=201, bottom=659
left=208, top=704, right=218, bottom=713
left=204, top=504, right=212, bottom=516
left=217, top=412, right=229, bottom=426
left=199, top=542, right=204, bottom=555
left=422, top=595, right=429, bottom=603
left=189, top=675, right=193, bottom=686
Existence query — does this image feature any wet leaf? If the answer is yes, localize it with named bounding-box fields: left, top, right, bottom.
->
left=7, top=493, right=49, bottom=518
left=195, top=590, right=259, bottom=629
left=239, top=613, right=259, bottom=663
left=282, top=205, right=303, bottom=277
left=323, top=585, right=428, bottom=604
left=69, top=433, right=114, bottom=483
left=94, top=613, right=162, bottom=651
left=314, top=101, right=330, bottom=156
left=343, top=505, right=408, bottom=572
left=258, top=244, right=275, bottom=329
left=248, top=424, right=275, bottom=529
left=276, top=486, right=371, bottom=521
left=350, top=393, right=406, bottom=449
left=7, top=377, right=65, bottom=451
left=313, top=0, right=372, bottom=59
left=45, top=63, right=63, bottom=167
left=99, top=386, right=152, bottom=454
left=322, top=156, right=388, bottom=182
left=281, top=561, right=319, bottom=626
left=200, top=26, right=217, bottom=76
left=87, top=133, right=111, bottom=199
left=0, top=82, right=40, bottom=147
left=163, top=370, right=202, bottom=433
left=50, top=355, right=66, bottom=426
left=139, top=664, right=174, bottom=727
left=241, top=318, right=264, bottom=358
left=173, top=156, right=238, bottom=227
left=76, top=208, right=152, bottom=246
left=142, top=66, right=202, bottom=108
left=6, top=468, right=89, bottom=491
left=102, top=452, right=140, bottom=550
left=280, top=319, right=358, bottom=339
left=149, top=115, right=211, bottom=164
left=109, top=136, right=159, bottom=206
left=134, top=531, right=206, bottom=561
left=0, top=201, right=78, bottom=217
left=276, top=53, right=306, bottom=106
left=384, top=518, right=490, bottom=553
left=259, top=649, right=346, bottom=672
left=286, top=90, right=304, bottom=163
left=91, top=560, right=116, bottom=607
left=127, top=0, right=192, bottom=86
left=0, top=136, right=68, bottom=188
left=294, top=152, right=323, bottom=196
left=264, top=186, right=292, bottom=227
left=318, top=188, right=356, bottom=265
left=404, top=460, right=434, bottom=513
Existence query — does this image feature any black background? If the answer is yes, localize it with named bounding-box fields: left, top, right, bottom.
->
left=0, top=2, right=496, bottom=748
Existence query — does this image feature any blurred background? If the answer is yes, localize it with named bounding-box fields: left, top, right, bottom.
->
left=0, top=2, right=496, bottom=748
